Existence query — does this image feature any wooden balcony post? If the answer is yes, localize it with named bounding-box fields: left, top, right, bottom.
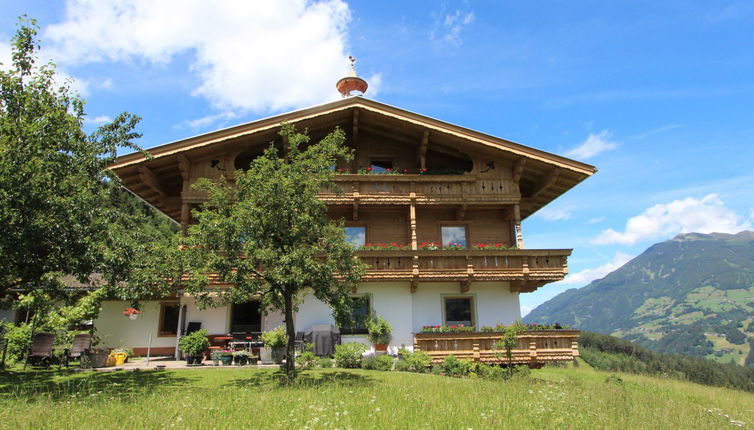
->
left=571, top=341, right=580, bottom=357
left=180, top=202, right=190, bottom=236
left=529, top=341, right=537, bottom=362
left=472, top=343, right=480, bottom=362
left=514, top=203, right=524, bottom=249
left=409, top=203, right=417, bottom=250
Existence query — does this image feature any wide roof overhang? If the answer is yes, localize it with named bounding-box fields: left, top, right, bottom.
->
left=110, top=96, right=596, bottom=221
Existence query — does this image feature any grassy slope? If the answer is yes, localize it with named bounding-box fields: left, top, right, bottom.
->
left=0, top=364, right=751, bottom=429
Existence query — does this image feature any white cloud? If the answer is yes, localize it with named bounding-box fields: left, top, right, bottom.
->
left=592, top=194, right=752, bottom=245
left=538, top=207, right=572, bottom=221
left=84, top=115, right=113, bottom=125
left=558, top=252, right=634, bottom=286
left=565, top=130, right=619, bottom=160
left=431, top=8, right=475, bottom=47
left=586, top=216, right=605, bottom=225
left=178, top=111, right=240, bottom=130
left=98, top=78, right=114, bottom=90
left=44, top=0, right=354, bottom=113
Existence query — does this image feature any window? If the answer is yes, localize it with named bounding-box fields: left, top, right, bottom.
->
left=441, top=226, right=467, bottom=248
left=444, top=296, right=474, bottom=326
left=369, top=159, right=393, bottom=173
left=344, top=226, right=366, bottom=248
left=338, top=295, right=371, bottom=335
left=158, top=303, right=180, bottom=336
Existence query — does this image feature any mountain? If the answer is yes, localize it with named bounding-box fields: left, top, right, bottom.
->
left=524, top=231, right=754, bottom=366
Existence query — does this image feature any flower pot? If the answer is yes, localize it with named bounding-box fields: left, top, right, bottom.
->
left=234, top=355, right=248, bottom=366
left=374, top=343, right=388, bottom=352
left=82, top=350, right=110, bottom=368
left=220, top=355, right=233, bottom=366
left=186, top=355, right=203, bottom=365
left=260, top=346, right=285, bottom=364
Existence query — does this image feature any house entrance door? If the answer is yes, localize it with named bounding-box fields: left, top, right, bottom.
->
left=231, top=301, right=262, bottom=333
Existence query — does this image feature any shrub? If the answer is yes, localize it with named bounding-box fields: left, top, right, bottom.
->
left=476, top=363, right=506, bottom=380
left=366, top=316, right=392, bottom=345
left=298, top=351, right=317, bottom=370
left=178, top=329, right=210, bottom=356
left=334, top=342, right=367, bottom=368
left=403, top=350, right=432, bottom=372
left=362, top=354, right=394, bottom=371
left=431, top=364, right=442, bottom=375
left=394, top=359, right=411, bottom=372
left=441, top=355, right=474, bottom=376
left=0, top=322, right=33, bottom=364
left=318, top=357, right=333, bottom=369
left=260, top=326, right=287, bottom=348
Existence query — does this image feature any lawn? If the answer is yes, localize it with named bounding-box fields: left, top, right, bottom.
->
left=0, top=362, right=752, bottom=429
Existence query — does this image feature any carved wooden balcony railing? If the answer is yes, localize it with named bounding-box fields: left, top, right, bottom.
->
left=319, top=174, right=520, bottom=205
left=354, top=249, right=571, bottom=289
left=413, top=330, right=580, bottom=366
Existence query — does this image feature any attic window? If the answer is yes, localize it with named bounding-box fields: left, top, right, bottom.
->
left=370, top=159, right=393, bottom=173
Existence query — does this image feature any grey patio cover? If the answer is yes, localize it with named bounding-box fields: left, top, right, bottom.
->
left=303, top=324, right=341, bottom=356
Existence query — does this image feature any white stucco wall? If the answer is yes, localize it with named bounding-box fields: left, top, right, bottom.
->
left=95, top=300, right=176, bottom=349
left=412, top=281, right=520, bottom=331
left=181, top=296, right=229, bottom=335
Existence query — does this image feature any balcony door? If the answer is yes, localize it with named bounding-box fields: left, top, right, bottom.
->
left=231, top=301, right=262, bottom=333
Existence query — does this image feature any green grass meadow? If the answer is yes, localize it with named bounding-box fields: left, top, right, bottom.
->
left=0, top=361, right=752, bottom=429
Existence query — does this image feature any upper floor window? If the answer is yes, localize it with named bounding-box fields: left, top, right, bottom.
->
left=344, top=226, right=366, bottom=248
left=370, top=159, right=393, bottom=173
left=441, top=226, right=467, bottom=248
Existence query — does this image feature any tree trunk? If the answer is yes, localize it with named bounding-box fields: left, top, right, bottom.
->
left=283, top=289, right=296, bottom=375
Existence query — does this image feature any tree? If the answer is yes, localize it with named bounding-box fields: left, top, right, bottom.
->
left=0, top=18, right=143, bottom=307
left=176, top=124, right=365, bottom=374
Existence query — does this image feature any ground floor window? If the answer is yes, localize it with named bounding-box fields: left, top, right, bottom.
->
left=337, top=295, right=371, bottom=335
left=158, top=303, right=180, bottom=336
left=231, top=301, right=261, bottom=333
left=443, top=296, right=474, bottom=327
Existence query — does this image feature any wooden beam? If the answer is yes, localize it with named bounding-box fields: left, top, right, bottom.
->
left=139, top=165, right=167, bottom=197
left=417, top=129, right=429, bottom=170
left=409, top=204, right=417, bottom=250
left=512, top=158, right=526, bottom=183
left=528, top=167, right=560, bottom=199
left=410, top=279, right=418, bottom=294
left=352, top=109, right=359, bottom=143
left=177, top=154, right=191, bottom=181
left=456, top=204, right=467, bottom=221
left=460, top=279, right=470, bottom=294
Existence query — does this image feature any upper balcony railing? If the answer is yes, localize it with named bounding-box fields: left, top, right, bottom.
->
left=354, top=248, right=570, bottom=284
left=319, top=174, right=520, bottom=205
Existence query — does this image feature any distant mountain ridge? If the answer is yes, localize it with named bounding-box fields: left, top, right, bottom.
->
left=524, top=231, right=754, bottom=366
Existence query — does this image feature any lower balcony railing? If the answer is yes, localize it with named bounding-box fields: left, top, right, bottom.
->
left=413, top=330, right=580, bottom=366
left=355, top=249, right=571, bottom=286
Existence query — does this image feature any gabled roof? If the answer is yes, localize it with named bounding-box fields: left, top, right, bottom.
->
left=110, top=96, right=596, bottom=220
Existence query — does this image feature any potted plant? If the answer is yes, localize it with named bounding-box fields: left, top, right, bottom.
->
left=260, top=326, right=286, bottom=364
left=366, top=316, right=392, bottom=352
left=178, top=329, right=210, bottom=365
left=210, top=349, right=222, bottom=366
left=219, top=350, right=234, bottom=366
left=233, top=350, right=250, bottom=366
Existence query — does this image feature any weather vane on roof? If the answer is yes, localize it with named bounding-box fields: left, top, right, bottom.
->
left=336, top=55, right=368, bottom=97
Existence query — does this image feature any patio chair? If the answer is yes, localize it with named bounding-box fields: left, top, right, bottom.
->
left=61, top=333, right=92, bottom=368
left=25, top=332, right=54, bottom=369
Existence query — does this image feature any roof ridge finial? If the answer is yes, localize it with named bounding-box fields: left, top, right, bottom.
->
left=337, top=55, right=368, bottom=98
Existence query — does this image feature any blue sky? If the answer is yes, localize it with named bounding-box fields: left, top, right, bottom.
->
left=2, top=1, right=753, bottom=314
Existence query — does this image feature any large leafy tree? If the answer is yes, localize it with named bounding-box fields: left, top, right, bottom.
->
left=0, top=18, right=144, bottom=302
left=178, top=124, right=365, bottom=374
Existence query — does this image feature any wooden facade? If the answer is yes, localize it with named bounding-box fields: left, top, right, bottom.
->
left=108, top=96, right=595, bottom=361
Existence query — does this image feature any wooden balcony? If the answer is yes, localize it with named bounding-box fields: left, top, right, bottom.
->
left=413, top=330, right=580, bottom=367
left=355, top=249, right=571, bottom=291
left=320, top=174, right=520, bottom=206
